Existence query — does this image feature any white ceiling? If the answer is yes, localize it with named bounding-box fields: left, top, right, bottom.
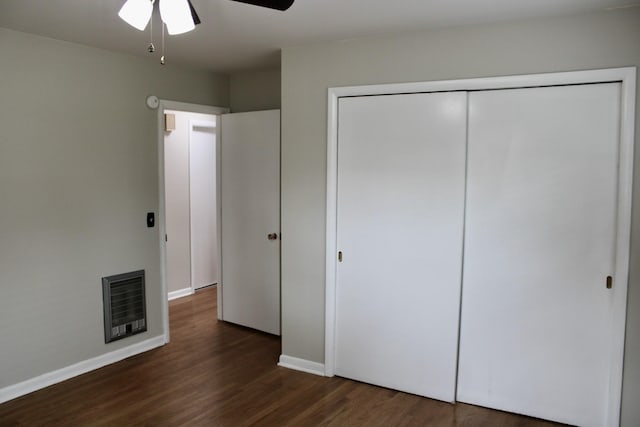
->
left=0, top=0, right=637, bottom=73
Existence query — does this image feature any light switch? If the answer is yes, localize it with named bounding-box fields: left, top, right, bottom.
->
left=147, top=212, right=155, bottom=228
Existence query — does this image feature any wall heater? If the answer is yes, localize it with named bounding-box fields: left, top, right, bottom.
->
left=102, top=270, right=147, bottom=343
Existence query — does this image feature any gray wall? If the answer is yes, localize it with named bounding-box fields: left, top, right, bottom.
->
left=229, top=68, right=281, bottom=112
left=0, top=28, right=228, bottom=388
left=280, top=8, right=640, bottom=426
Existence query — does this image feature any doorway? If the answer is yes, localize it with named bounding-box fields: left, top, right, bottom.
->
left=157, top=101, right=229, bottom=341
left=158, top=101, right=282, bottom=343
left=164, top=109, right=219, bottom=301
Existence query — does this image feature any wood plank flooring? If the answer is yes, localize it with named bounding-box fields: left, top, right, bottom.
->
left=0, top=287, right=564, bottom=426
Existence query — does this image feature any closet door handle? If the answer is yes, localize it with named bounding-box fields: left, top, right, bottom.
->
left=267, top=233, right=278, bottom=241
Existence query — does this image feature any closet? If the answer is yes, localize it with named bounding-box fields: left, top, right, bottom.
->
left=326, top=68, right=635, bottom=427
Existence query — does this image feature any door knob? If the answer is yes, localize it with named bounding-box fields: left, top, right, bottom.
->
left=268, top=233, right=278, bottom=241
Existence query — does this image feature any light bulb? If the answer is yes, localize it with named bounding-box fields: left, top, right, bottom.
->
left=118, top=0, right=153, bottom=31
left=159, top=0, right=195, bottom=35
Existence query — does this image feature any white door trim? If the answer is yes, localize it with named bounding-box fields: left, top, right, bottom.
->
left=157, top=100, right=229, bottom=344
left=324, top=67, right=636, bottom=426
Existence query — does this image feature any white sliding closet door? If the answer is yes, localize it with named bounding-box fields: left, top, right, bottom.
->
left=458, top=83, right=621, bottom=427
left=335, top=92, right=467, bottom=401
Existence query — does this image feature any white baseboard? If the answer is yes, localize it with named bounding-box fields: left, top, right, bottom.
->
left=278, top=355, right=326, bottom=376
left=168, top=287, right=194, bottom=301
left=0, top=335, right=166, bottom=404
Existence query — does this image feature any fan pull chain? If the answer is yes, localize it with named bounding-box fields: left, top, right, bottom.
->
left=161, top=22, right=166, bottom=65
left=147, top=8, right=155, bottom=53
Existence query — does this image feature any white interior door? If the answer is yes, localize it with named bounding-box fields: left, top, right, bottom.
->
left=335, top=92, right=467, bottom=401
left=220, top=110, right=280, bottom=335
left=189, top=120, right=218, bottom=290
left=457, top=83, right=621, bottom=427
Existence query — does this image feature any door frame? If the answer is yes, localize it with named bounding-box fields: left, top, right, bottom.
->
left=157, top=100, right=229, bottom=345
left=324, top=67, right=636, bottom=426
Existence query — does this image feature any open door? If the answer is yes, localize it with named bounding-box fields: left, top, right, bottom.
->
left=220, top=110, right=280, bottom=335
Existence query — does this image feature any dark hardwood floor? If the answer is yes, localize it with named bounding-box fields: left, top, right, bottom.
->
left=0, top=287, right=564, bottom=426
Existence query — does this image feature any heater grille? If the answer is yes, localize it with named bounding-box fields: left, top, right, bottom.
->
left=102, top=270, right=147, bottom=343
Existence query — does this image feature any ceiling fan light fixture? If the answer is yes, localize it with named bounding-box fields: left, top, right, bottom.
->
left=159, top=0, right=196, bottom=35
left=118, top=0, right=153, bottom=31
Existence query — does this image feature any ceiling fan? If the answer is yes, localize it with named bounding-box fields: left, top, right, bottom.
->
left=119, top=0, right=294, bottom=64
left=119, top=0, right=295, bottom=35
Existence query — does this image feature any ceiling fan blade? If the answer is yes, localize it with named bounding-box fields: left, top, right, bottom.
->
left=187, top=0, right=201, bottom=25
left=230, top=0, right=294, bottom=11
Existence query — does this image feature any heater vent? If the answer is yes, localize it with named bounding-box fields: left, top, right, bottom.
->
left=102, top=270, right=147, bottom=343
